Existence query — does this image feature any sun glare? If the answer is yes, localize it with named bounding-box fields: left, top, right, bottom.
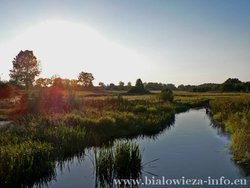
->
left=1, top=20, right=151, bottom=84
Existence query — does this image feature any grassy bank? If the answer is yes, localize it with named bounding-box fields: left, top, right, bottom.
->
left=174, top=92, right=250, bottom=166
left=209, top=96, right=250, bottom=165
left=1, top=89, right=250, bottom=186
left=0, top=94, right=175, bottom=187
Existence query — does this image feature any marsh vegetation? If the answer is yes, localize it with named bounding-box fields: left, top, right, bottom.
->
left=1, top=61, right=250, bottom=187
left=0, top=88, right=176, bottom=187
left=95, top=142, right=142, bottom=188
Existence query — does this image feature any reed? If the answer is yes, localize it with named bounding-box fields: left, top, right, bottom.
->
left=0, top=141, right=55, bottom=187
left=209, top=96, right=250, bottom=164
left=95, top=142, right=142, bottom=187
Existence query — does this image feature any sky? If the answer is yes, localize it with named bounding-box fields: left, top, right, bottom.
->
left=0, top=0, right=249, bottom=86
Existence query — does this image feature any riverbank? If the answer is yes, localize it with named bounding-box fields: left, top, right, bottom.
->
left=47, top=109, right=249, bottom=188
left=209, top=96, right=250, bottom=165
left=0, top=95, right=176, bottom=187
left=176, top=92, right=250, bottom=166
left=0, top=91, right=250, bottom=187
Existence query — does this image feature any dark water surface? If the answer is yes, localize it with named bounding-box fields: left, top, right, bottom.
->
left=45, top=109, right=250, bottom=188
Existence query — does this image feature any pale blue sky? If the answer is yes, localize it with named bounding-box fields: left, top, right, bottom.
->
left=0, top=0, right=249, bottom=85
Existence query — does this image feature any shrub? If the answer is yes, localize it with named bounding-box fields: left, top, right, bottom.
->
left=213, top=112, right=222, bottom=123
left=159, top=88, right=174, bottom=102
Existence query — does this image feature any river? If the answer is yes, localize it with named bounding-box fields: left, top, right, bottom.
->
left=45, top=109, right=249, bottom=188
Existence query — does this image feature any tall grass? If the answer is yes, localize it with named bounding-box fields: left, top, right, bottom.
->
left=209, top=96, right=250, bottom=164
left=0, top=141, right=55, bottom=187
left=0, top=95, right=175, bottom=186
left=95, top=142, right=142, bottom=188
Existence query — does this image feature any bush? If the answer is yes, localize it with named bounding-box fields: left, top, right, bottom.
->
left=159, top=89, right=174, bottom=102
left=213, top=112, right=222, bottom=123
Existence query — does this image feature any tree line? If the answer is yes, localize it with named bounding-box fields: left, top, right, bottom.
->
left=1, top=50, right=95, bottom=90
left=0, top=50, right=249, bottom=93
left=177, top=79, right=250, bottom=92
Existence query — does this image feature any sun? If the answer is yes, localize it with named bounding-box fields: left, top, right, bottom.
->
left=1, top=19, right=151, bottom=84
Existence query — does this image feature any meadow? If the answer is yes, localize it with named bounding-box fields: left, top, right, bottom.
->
left=0, top=89, right=250, bottom=186
left=0, top=88, right=175, bottom=187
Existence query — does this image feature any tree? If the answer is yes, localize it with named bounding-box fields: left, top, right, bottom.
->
left=52, top=77, right=63, bottom=88
left=78, top=72, right=94, bottom=87
left=127, top=78, right=150, bottom=94
left=98, top=82, right=105, bottom=88
left=35, top=78, right=46, bottom=88
left=9, top=50, right=40, bottom=89
left=69, top=79, right=79, bottom=90
left=119, top=81, right=124, bottom=87
left=135, top=79, right=144, bottom=90
left=221, top=78, right=243, bottom=92
left=126, top=81, right=132, bottom=90
left=118, top=81, right=125, bottom=90
left=35, top=77, right=52, bottom=88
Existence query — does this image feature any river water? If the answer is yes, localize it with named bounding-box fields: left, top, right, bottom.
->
left=46, top=109, right=249, bottom=188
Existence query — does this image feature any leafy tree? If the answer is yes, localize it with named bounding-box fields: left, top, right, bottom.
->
left=127, top=78, right=150, bottom=94
left=221, top=78, right=243, bottom=92
left=144, top=82, right=177, bottom=90
left=127, top=82, right=132, bottom=87
left=244, top=82, right=250, bottom=92
left=119, top=81, right=124, bottom=87
left=78, top=71, right=94, bottom=87
left=52, top=77, right=63, bottom=88
left=35, top=78, right=45, bottom=88
left=99, top=82, right=105, bottom=88
left=135, top=79, right=144, bottom=90
left=35, top=78, right=52, bottom=88
left=62, top=79, right=71, bottom=89
left=9, top=50, right=40, bottom=89
left=118, top=81, right=125, bottom=90
left=69, top=79, right=79, bottom=89
left=106, top=83, right=115, bottom=90
left=126, top=81, right=132, bottom=90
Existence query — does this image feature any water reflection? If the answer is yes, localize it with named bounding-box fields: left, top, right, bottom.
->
left=4, top=109, right=250, bottom=187
left=94, top=142, right=142, bottom=188
left=1, top=160, right=56, bottom=188
left=206, top=110, right=250, bottom=176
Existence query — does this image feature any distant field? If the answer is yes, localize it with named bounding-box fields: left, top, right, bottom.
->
left=173, top=90, right=249, bottom=97
left=1, top=89, right=250, bottom=121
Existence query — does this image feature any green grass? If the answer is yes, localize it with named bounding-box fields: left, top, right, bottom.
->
left=173, top=92, right=250, bottom=165
left=209, top=96, right=250, bottom=164
left=1, top=89, right=250, bottom=186
left=95, top=142, right=142, bottom=187
left=0, top=141, right=55, bottom=187
left=0, top=94, right=175, bottom=187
